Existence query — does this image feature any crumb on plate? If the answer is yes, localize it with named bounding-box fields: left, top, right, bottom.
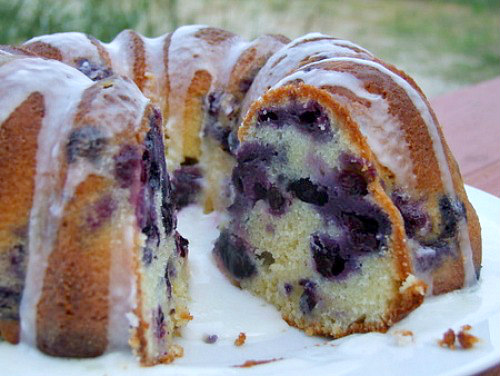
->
left=439, top=329, right=456, bottom=349
left=438, top=325, right=479, bottom=350
left=457, top=326, right=480, bottom=349
left=234, top=332, right=246, bottom=347
left=234, top=358, right=283, bottom=368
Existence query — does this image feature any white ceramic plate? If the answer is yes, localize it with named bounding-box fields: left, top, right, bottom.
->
left=2, top=185, right=499, bottom=376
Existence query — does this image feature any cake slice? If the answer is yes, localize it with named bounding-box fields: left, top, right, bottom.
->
left=214, top=84, right=426, bottom=336
left=0, top=54, right=190, bottom=365
left=213, top=35, right=480, bottom=337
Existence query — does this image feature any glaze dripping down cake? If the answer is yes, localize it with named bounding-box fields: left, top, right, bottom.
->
left=0, top=26, right=481, bottom=365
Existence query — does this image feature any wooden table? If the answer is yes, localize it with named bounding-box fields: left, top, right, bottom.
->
left=431, top=77, right=500, bottom=198
left=431, top=77, right=500, bottom=375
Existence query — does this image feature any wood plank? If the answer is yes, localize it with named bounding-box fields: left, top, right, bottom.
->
left=463, top=160, right=500, bottom=198
left=431, top=77, right=500, bottom=197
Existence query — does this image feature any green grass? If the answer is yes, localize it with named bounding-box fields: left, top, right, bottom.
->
left=381, top=0, right=500, bottom=87
left=1, top=0, right=154, bottom=43
left=1, top=0, right=498, bottom=97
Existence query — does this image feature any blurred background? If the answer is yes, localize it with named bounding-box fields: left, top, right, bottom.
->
left=1, top=0, right=498, bottom=98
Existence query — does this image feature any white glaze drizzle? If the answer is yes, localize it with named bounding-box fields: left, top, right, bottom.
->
left=77, top=76, right=149, bottom=134
left=24, top=32, right=101, bottom=65
left=287, top=32, right=372, bottom=54
left=106, top=213, right=138, bottom=350
left=458, top=219, right=477, bottom=288
left=103, top=31, right=135, bottom=78
left=241, top=33, right=373, bottom=118
left=227, top=34, right=289, bottom=86
left=286, top=32, right=327, bottom=47
left=141, top=35, right=168, bottom=106
left=0, top=49, right=14, bottom=60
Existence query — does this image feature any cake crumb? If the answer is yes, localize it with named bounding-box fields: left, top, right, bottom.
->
left=180, top=311, right=194, bottom=321
left=457, top=326, right=479, bottom=349
left=438, top=329, right=456, bottom=349
left=399, top=274, right=426, bottom=295
left=438, top=325, right=479, bottom=350
left=393, top=330, right=414, bottom=346
left=234, top=332, right=247, bottom=346
left=234, top=358, right=283, bottom=368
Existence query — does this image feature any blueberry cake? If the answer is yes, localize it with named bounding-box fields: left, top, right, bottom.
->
left=0, top=54, right=190, bottom=365
left=0, top=27, right=481, bottom=362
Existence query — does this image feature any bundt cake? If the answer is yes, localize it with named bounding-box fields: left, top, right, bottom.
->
left=0, top=26, right=481, bottom=364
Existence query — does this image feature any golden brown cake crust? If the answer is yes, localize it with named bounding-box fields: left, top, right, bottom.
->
left=430, top=127, right=481, bottom=294
left=162, top=32, right=173, bottom=120
left=182, top=69, right=212, bottom=160
left=0, top=319, right=20, bottom=343
left=0, top=53, right=190, bottom=363
left=363, top=59, right=481, bottom=281
left=22, top=41, right=63, bottom=61
left=368, top=59, right=481, bottom=292
left=194, top=27, right=236, bottom=45
left=36, top=80, right=151, bottom=358
left=36, top=175, right=113, bottom=357
left=0, top=92, right=44, bottom=344
left=128, top=30, right=147, bottom=92
left=0, top=92, right=43, bottom=242
left=0, top=45, right=37, bottom=57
